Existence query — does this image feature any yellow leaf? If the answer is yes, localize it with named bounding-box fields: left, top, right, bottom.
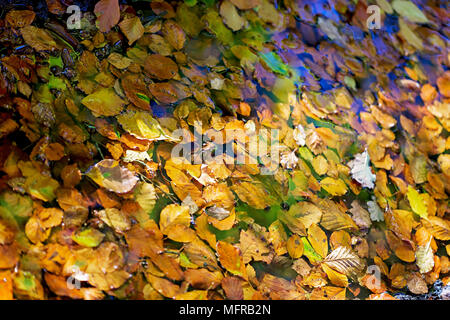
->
left=81, top=88, right=125, bottom=116
left=322, top=263, right=348, bottom=287
left=287, top=202, right=323, bottom=229
left=406, top=186, right=428, bottom=218
left=240, top=228, right=273, bottom=264
left=232, top=181, right=270, bottom=209
left=194, top=213, right=217, bottom=248
left=287, top=234, right=304, bottom=259
left=320, top=177, right=348, bottom=196
left=159, top=204, right=191, bottom=235
left=307, top=224, right=328, bottom=259
left=117, top=110, right=170, bottom=141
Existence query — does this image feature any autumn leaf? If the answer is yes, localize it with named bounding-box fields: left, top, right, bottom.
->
left=308, top=224, right=328, bottom=259
left=347, top=150, right=376, bottom=189
left=20, top=26, right=57, bottom=52
left=117, top=110, right=172, bottom=141
left=216, top=241, right=247, bottom=280
left=406, top=186, right=428, bottom=218
left=86, top=159, right=139, bottom=194
left=72, top=228, right=105, bottom=247
left=162, top=20, right=186, bottom=50
left=239, top=229, right=273, bottom=264
left=322, top=246, right=362, bottom=275
left=317, top=199, right=358, bottom=231
left=1, top=0, right=449, bottom=301
left=392, top=0, right=429, bottom=24
left=320, top=177, right=348, bottom=196
left=415, top=240, right=434, bottom=274
left=94, top=0, right=120, bottom=33
left=97, top=208, right=131, bottom=233
left=422, top=216, right=450, bottom=241
left=321, top=263, right=348, bottom=287
left=119, top=16, right=145, bottom=45
left=81, top=88, right=125, bottom=116
left=144, top=54, right=179, bottom=80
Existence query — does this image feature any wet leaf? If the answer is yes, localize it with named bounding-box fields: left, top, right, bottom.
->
left=94, top=0, right=120, bottom=33
left=86, top=159, right=139, bottom=194
left=72, top=228, right=105, bottom=247
left=322, top=246, right=362, bottom=275
left=144, top=54, right=179, bottom=80
left=81, top=88, right=125, bottom=116
left=119, top=17, right=144, bottom=45
left=392, top=1, right=429, bottom=24
left=216, top=241, right=247, bottom=280
left=21, top=26, right=57, bottom=52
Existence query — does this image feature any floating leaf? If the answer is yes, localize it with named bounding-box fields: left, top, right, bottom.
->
left=307, top=224, right=328, bottom=259
left=422, top=216, right=450, bottom=241
left=21, top=26, right=57, bottom=52
left=117, top=110, right=171, bottom=141
left=240, top=229, right=273, bottom=264
left=144, top=54, right=179, bottom=80
left=86, top=159, right=139, bottom=194
left=347, top=150, right=376, bottom=189
left=320, top=177, right=348, bottom=196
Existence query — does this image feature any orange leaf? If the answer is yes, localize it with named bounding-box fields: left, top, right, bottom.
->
left=216, top=241, right=247, bottom=280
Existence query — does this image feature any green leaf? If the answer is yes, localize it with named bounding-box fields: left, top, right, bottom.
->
left=392, top=0, right=429, bottom=23
left=72, top=228, right=105, bottom=247
left=203, top=9, right=234, bottom=45
left=301, top=237, right=323, bottom=263
left=258, top=52, right=290, bottom=76
left=48, top=55, right=63, bottom=68
left=184, top=0, right=197, bottom=7
left=48, top=76, right=66, bottom=90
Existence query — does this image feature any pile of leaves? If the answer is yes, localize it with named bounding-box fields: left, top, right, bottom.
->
left=0, top=0, right=449, bottom=300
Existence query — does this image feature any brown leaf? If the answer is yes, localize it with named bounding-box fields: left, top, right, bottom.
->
left=239, top=229, right=273, bottom=264
left=144, top=54, right=179, bottom=80
left=21, top=26, right=58, bottom=52
left=86, top=159, right=139, bottom=194
left=94, top=0, right=120, bottom=33
left=221, top=276, right=244, bottom=300
left=119, top=16, right=145, bottom=45
left=149, top=82, right=180, bottom=104
left=184, top=269, right=223, bottom=290
left=162, top=20, right=186, bottom=50
left=5, top=10, right=35, bottom=28
left=322, top=246, right=362, bottom=275
left=121, top=74, right=151, bottom=111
